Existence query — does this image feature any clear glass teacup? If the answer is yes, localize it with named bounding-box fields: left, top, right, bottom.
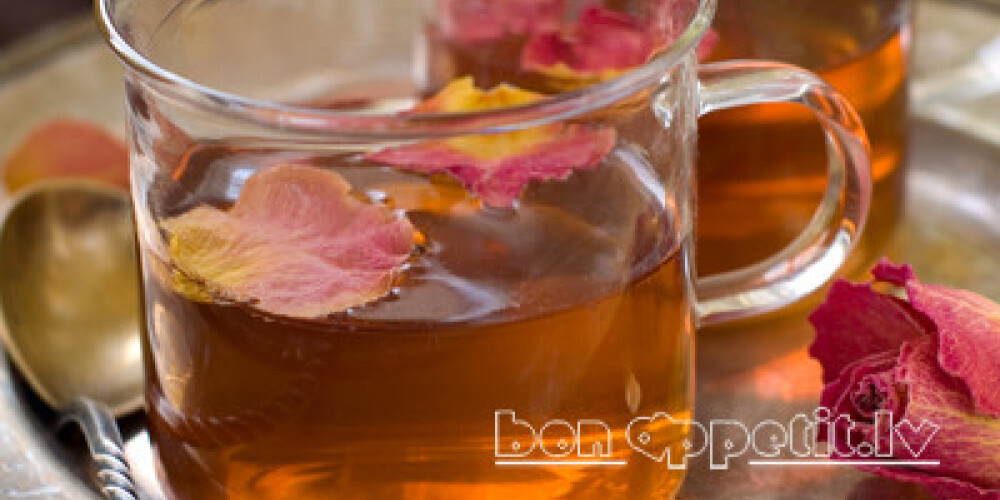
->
left=698, top=0, right=911, bottom=277
left=98, top=0, right=870, bottom=498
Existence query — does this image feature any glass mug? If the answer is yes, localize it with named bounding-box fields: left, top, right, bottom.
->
left=697, top=0, right=911, bottom=277
left=98, top=0, right=870, bottom=498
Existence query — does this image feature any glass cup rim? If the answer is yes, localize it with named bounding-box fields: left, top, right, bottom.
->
left=96, top=0, right=716, bottom=139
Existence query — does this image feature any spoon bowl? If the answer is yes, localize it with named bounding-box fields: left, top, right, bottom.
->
left=0, top=180, right=141, bottom=415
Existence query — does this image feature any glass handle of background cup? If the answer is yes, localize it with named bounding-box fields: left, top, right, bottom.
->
left=693, top=60, right=872, bottom=326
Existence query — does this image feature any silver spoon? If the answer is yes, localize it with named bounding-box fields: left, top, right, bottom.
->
left=0, top=180, right=141, bottom=500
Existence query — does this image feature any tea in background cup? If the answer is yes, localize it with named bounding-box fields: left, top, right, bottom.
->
left=697, top=0, right=911, bottom=277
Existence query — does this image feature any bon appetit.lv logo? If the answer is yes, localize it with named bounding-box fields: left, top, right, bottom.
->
left=494, top=408, right=941, bottom=469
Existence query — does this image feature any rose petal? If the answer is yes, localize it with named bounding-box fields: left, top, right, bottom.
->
left=905, top=283, right=1000, bottom=420
left=885, top=338, right=1000, bottom=495
left=696, top=29, right=720, bottom=60
left=411, top=76, right=542, bottom=113
left=871, top=258, right=917, bottom=285
left=819, top=350, right=899, bottom=451
left=821, top=350, right=900, bottom=420
left=808, top=279, right=930, bottom=383
left=162, top=164, right=414, bottom=318
left=825, top=338, right=1000, bottom=499
left=366, top=78, right=616, bottom=207
left=858, top=466, right=1000, bottom=500
left=852, top=367, right=901, bottom=421
left=437, top=0, right=565, bottom=43
left=521, top=6, right=663, bottom=79
left=870, top=258, right=1000, bottom=420
left=2, top=119, right=129, bottom=193
left=520, top=3, right=718, bottom=82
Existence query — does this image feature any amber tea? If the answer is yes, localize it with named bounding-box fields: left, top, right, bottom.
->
left=141, top=147, right=694, bottom=500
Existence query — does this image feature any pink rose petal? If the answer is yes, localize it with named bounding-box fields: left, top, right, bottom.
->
left=696, top=29, right=720, bottom=60
left=885, top=339, right=1000, bottom=493
left=437, top=0, right=565, bottom=43
left=162, top=164, right=414, bottom=318
left=808, top=279, right=931, bottom=383
left=521, top=6, right=662, bottom=78
left=2, top=119, right=129, bottom=193
left=910, top=283, right=1000, bottom=419
left=871, top=258, right=1000, bottom=419
left=366, top=78, right=616, bottom=207
left=871, top=258, right=918, bottom=285
left=818, top=349, right=899, bottom=449
left=859, top=466, right=1000, bottom=500
left=520, top=3, right=718, bottom=80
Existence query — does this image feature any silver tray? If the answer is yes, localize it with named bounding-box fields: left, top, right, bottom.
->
left=0, top=1, right=998, bottom=498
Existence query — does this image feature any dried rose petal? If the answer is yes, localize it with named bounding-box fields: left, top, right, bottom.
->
left=871, top=260, right=917, bottom=285
left=868, top=259, right=1000, bottom=419
left=818, top=349, right=899, bottom=449
left=521, top=6, right=663, bottom=80
left=873, top=338, right=1000, bottom=496
left=162, top=164, right=414, bottom=318
left=907, top=282, right=1000, bottom=419
left=437, top=0, right=565, bottom=43
left=696, top=29, right=720, bottom=60
left=808, top=278, right=930, bottom=384
left=520, top=4, right=718, bottom=82
left=2, top=119, right=129, bottom=193
left=366, top=77, right=616, bottom=207
left=860, top=466, right=1000, bottom=500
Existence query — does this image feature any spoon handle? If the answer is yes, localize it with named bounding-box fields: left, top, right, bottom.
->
left=69, top=399, right=140, bottom=500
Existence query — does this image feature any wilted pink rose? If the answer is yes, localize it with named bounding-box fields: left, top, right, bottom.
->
left=809, top=259, right=1000, bottom=500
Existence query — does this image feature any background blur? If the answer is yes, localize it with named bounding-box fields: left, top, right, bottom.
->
left=0, top=0, right=90, bottom=48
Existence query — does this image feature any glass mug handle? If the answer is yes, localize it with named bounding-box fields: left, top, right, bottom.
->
left=692, top=60, right=873, bottom=326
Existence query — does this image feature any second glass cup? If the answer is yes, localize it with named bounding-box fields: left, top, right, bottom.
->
left=98, top=0, right=870, bottom=498
left=697, top=0, right=911, bottom=277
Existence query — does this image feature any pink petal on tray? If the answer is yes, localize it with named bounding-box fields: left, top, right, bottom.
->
left=871, top=259, right=918, bottom=285
left=818, top=349, right=900, bottom=447
left=870, top=338, right=1000, bottom=495
left=162, top=164, right=414, bottom=318
left=366, top=77, right=616, bottom=207
left=907, top=280, right=1000, bottom=419
left=808, top=278, right=931, bottom=384
left=870, top=258, right=1000, bottom=419
left=2, top=119, right=130, bottom=193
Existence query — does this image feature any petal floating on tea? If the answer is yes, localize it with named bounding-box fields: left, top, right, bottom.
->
left=366, top=77, right=616, bottom=207
left=521, top=7, right=662, bottom=80
left=520, top=4, right=718, bottom=85
left=437, top=0, right=565, bottom=43
left=162, top=164, right=415, bottom=318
